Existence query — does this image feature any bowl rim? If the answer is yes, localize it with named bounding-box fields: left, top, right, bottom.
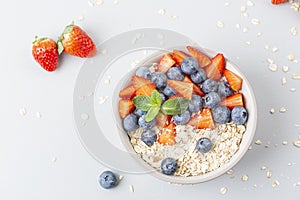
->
left=116, top=46, right=258, bottom=184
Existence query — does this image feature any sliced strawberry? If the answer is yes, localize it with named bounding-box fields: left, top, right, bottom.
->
left=186, top=46, right=211, bottom=68
left=119, top=85, right=136, bottom=99
left=136, top=84, right=156, bottom=96
left=118, top=99, right=135, bottom=118
left=224, top=69, right=243, bottom=92
left=156, top=112, right=170, bottom=128
left=187, top=108, right=215, bottom=129
left=158, top=122, right=176, bottom=145
left=220, top=93, right=244, bottom=109
left=271, top=0, right=287, bottom=4
left=172, top=50, right=189, bottom=65
left=205, top=53, right=225, bottom=81
left=183, top=76, right=205, bottom=97
left=157, top=53, right=176, bottom=73
left=167, top=80, right=193, bottom=100
left=168, top=94, right=183, bottom=100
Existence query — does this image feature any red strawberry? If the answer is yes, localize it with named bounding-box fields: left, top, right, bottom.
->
left=58, top=23, right=97, bottom=58
left=119, top=85, right=136, bottom=99
left=224, top=69, right=243, bottom=92
left=220, top=93, right=244, bottom=109
left=158, top=122, right=176, bottom=145
left=205, top=53, right=225, bottom=81
left=156, top=112, right=170, bottom=128
left=167, top=80, right=193, bottom=100
left=32, top=37, right=59, bottom=72
left=186, top=46, right=211, bottom=68
left=132, top=76, right=156, bottom=96
left=271, top=0, right=287, bottom=4
left=183, top=76, right=205, bottom=97
left=118, top=99, right=135, bottom=118
left=172, top=50, right=188, bottom=65
left=157, top=53, right=175, bottom=73
left=188, top=108, right=215, bottom=129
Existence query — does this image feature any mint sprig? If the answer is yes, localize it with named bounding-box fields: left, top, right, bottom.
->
left=133, top=90, right=189, bottom=122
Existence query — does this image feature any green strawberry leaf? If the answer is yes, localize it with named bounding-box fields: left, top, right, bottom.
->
left=57, top=41, right=64, bottom=55
left=150, top=90, right=162, bottom=107
left=145, top=105, right=160, bottom=122
left=133, top=96, right=152, bottom=111
left=161, top=97, right=189, bottom=115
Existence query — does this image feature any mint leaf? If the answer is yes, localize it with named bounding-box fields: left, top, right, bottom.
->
left=133, top=96, right=152, bottom=111
left=161, top=97, right=189, bottom=115
left=150, top=90, right=162, bottom=106
left=145, top=105, right=160, bottom=122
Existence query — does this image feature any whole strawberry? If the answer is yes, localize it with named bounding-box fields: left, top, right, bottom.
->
left=32, top=37, right=59, bottom=72
left=58, top=23, right=97, bottom=58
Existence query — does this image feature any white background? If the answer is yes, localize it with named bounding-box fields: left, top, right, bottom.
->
left=0, top=0, right=300, bottom=199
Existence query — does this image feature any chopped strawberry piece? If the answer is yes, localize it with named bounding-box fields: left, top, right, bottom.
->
left=224, top=69, right=243, bottom=92
left=136, top=84, right=156, bottom=96
left=183, top=76, right=205, bottom=97
left=156, top=112, right=170, bottom=128
left=132, top=76, right=154, bottom=88
left=205, top=53, right=225, bottom=81
left=187, top=108, right=215, bottom=129
left=157, top=54, right=176, bottom=73
left=119, top=85, right=136, bottom=99
left=167, top=80, right=193, bottom=100
left=118, top=99, right=135, bottom=118
left=172, top=50, right=189, bottom=65
left=186, top=46, right=211, bottom=68
left=271, top=0, right=287, bottom=4
left=220, top=93, right=244, bottom=109
left=158, top=122, right=176, bottom=145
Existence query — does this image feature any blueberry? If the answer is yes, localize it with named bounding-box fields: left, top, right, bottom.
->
left=173, top=111, right=191, bottom=125
left=161, top=157, right=178, bottom=175
left=188, top=94, right=203, bottom=113
left=181, top=57, right=199, bottom=75
left=123, top=114, right=138, bottom=132
left=135, top=66, right=151, bottom=79
left=212, top=106, right=231, bottom=124
left=151, top=72, right=167, bottom=90
left=160, top=93, right=166, bottom=103
left=218, top=81, right=233, bottom=99
left=204, top=92, right=221, bottom=108
left=196, top=137, right=213, bottom=153
left=98, top=171, right=118, bottom=189
left=141, top=129, right=157, bottom=146
left=231, top=106, right=248, bottom=125
left=138, top=115, right=156, bottom=129
left=162, top=85, right=177, bottom=98
left=134, top=109, right=146, bottom=117
left=202, top=79, right=218, bottom=94
left=167, top=67, right=184, bottom=81
left=190, top=68, right=207, bottom=84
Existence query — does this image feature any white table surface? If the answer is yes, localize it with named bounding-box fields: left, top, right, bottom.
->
left=1, top=0, right=300, bottom=199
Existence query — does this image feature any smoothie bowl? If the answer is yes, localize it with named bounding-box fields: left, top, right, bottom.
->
left=113, top=46, right=257, bottom=184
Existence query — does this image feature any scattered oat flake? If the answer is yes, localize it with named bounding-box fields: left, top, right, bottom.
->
left=261, top=166, right=267, bottom=170
left=19, top=108, right=26, bottom=116
left=243, top=13, right=249, bottom=17
left=88, top=1, right=94, bottom=7
left=78, top=15, right=84, bottom=21
left=288, top=54, right=295, bottom=61
left=282, top=77, right=287, bottom=85
left=245, top=41, right=251, bottom=45
left=269, top=108, right=275, bottom=114
left=51, top=156, right=57, bottom=163
left=114, top=0, right=119, bottom=5
left=243, top=27, right=248, bottom=33
left=291, top=26, right=297, bottom=36
left=227, top=169, right=234, bottom=175
left=272, top=180, right=280, bottom=187
left=170, top=15, right=177, bottom=19
left=119, top=175, right=124, bottom=180
left=293, top=140, right=300, bottom=147
left=279, top=107, right=286, bottom=113
left=257, top=32, right=262, bottom=36
left=104, top=79, right=110, bottom=85
left=290, top=88, right=296, bottom=92
left=99, top=96, right=108, bottom=104
left=242, top=175, right=249, bottom=181
left=220, top=187, right=227, bottom=195
left=269, top=63, right=278, bottom=72
left=282, top=141, right=288, bottom=145
left=272, top=47, right=278, bottom=52
left=292, top=74, right=300, bottom=80
left=101, top=49, right=107, bottom=54
left=240, top=6, right=247, bottom=13
left=81, top=113, right=89, bottom=120
left=248, top=145, right=253, bottom=150
left=282, top=66, right=289, bottom=73
left=265, top=44, right=270, bottom=50
left=36, top=112, right=42, bottom=119
left=96, top=0, right=103, bottom=5
left=296, top=182, right=300, bottom=186
left=225, top=2, right=230, bottom=6
left=255, top=140, right=262, bottom=145
left=247, top=0, right=254, bottom=6
left=158, top=9, right=165, bottom=15
left=129, top=185, right=134, bottom=192
left=251, top=18, right=260, bottom=25
left=217, top=21, right=224, bottom=28
left=267, top=170, right=272, bottom=178
left=236, top=24, right=240, bottom=29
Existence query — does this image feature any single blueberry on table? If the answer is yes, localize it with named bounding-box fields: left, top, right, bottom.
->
left=167, top=67, right=184, bottom=81
left=173, top=110, right=191, bottom=125
left=202, top=79, right=218, bottom=94
left=162, top=85, right=177, bottom=98
left=181, top=57, right=199, bottom=75
left=190, top=68, right=207, bottom=84
left=98, top=171, right=118, bottom=189
left=138, top=115, right=156, bottom=129
left=123, top=114, right=138, bottom=132
left=212, top=106, right=231, bottom=124
left=150, top=72, right=167, bottom=90
left=204, top=92, right=221, bottom=108
left=188, top=94, right=203, bottom=113
left=141, top=129, right=157, bottom=146
left=196, top=137, right=213, bottom=153
left=231, top=106, right=248, bottom=125
left=135, top=66, right=151, bottom=79
left=218, top=81, right=233, bottom=99
left=161, top=157, right=178, bottom=175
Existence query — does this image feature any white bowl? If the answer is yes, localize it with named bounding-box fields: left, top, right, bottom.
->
left=113, top=46, right=257, bottom=184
